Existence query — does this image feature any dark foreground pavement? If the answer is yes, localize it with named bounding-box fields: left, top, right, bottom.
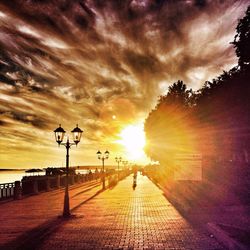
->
left=36, top=174, right=224, bottom=250
left=0, top=179, right=103, bottom=249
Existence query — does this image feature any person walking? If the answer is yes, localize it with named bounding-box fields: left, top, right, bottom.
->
left=133, top=170, right=137, bottom=189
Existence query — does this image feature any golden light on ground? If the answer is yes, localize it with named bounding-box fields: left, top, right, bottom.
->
left=117, top=124, right=147, bottom=161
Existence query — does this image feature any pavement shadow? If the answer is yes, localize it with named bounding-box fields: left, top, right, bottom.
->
left=51, top=180, right=100, bottom=196
left=72, top=183, right=100, bottom=198
left=71, top=189, right=103, bottom=212
left=149, top=176, right=250, bottom=249
left=148, top=176, right=197, bottom=223
left=1, top=189, right=105, bottom=250
left=1, top=217, right=62, bottom=250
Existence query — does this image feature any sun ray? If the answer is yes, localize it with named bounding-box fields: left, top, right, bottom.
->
left=117, top=124, right=147, bottom=161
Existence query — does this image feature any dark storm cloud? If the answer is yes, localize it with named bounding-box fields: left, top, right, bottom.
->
left=104, top=55, right=128, bottom=75
left=194, top=0, right=207, bottom=8
left=8, top=111, right=49, bottom=129
left=0, top=120, right=7, bottom=126
left=0, top=74, right=15, bottom=86
left=0, top=0, right=249, bottom=167
left=124, top=49, right=163, bottom=77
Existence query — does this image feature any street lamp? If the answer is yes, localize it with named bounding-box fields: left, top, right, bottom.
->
left=54, top=124, right=83, bottom=218
left=115, top=156, right=122, bottom=179
left=97, top=150, right=109, bottom=189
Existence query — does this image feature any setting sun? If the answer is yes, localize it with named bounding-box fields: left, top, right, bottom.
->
left=118, top=124, right=146, bottom=160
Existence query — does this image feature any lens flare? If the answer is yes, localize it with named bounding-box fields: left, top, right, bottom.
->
left=118, top=124, right=146, bottom=160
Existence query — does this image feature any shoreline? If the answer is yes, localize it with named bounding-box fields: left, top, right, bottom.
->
left=0, top=169, right=27, bottom=171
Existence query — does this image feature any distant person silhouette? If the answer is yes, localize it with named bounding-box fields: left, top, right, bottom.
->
left=132, top=171, right=137, bottom=189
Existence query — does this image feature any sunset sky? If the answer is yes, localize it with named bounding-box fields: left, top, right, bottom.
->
left=0, top=0, right=249, bottom=169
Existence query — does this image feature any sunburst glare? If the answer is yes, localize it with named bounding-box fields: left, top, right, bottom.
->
left=117, top=124, right=147, bottom=161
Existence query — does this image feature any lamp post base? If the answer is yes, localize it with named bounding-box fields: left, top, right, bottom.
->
left=102, top=177, right=105, bottom=189
left=63, top=211, right=71, bottom=218
left=63, top=192, right=70, bottom=218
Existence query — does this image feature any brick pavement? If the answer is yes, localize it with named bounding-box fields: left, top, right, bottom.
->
left=38, top=174, right=224, bottom=250
left=0, top=179, right=103, bottom=249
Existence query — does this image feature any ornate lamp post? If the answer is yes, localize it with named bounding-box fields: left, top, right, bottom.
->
left=54, top=124, right=83, bottom=218
left=97, top=150, right=109, bottom=189
left=115, top=156, right=122, bottom=179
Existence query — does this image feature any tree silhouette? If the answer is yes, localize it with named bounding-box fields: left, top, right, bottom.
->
left=232, top=6, right=250, bottom=69
left=144, top=80, right=196, bottom=168
left=144, top=5, right=250, bottom=183
left=156, top=80, right=194, bottom=108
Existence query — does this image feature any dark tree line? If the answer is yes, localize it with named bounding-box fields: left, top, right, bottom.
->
left=145, top=6, right=250, bottom=168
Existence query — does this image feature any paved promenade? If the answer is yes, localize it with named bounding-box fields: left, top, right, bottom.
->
left=39, top=174, right=224, bottom=249
left=0, top=175, right=224, bottom=249
left=0, top=179, right=103, bottom=249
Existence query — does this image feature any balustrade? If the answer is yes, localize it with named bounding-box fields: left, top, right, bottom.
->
left=0, top=182, right=15, bottom=200
left=0, top=170, right=130, bottom=201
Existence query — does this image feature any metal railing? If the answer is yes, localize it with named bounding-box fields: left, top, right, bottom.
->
left=0, top=182, right=15, bottom=200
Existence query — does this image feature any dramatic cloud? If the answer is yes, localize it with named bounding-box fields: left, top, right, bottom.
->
left=0, top=0, right=249, bottom=167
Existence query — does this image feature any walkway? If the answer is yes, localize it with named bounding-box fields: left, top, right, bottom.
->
left=37, top=174, right=223, bottom=249
left=0, top=179, right=103, bottom=249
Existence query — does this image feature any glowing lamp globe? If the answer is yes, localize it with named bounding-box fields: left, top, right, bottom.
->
left=104, top=150, right=110, bottom=159
left=54, top=125, right=66, bottom=145
left=71, top=124, right=83, bottom=145
left=96, top=150, right=102, bottom=159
